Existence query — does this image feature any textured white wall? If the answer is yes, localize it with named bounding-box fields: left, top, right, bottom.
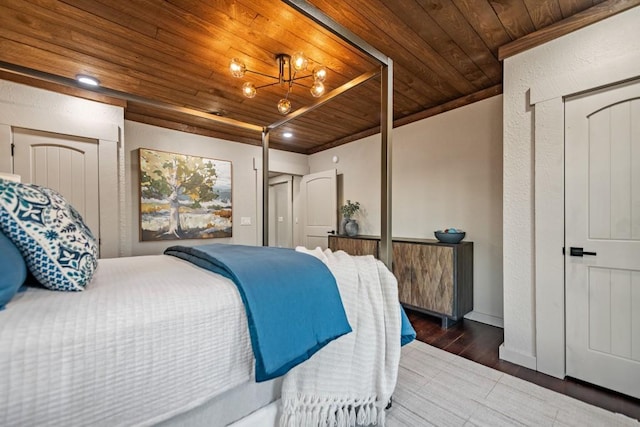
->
left=0, top=80, right=125, bottom=257
left=124, top=121, right=308, bottom=256
left=310, top=96, right=504, bottom=325
left=0, top=80, right=123, bottom=125
left=502, top=7, right=640, bottom=370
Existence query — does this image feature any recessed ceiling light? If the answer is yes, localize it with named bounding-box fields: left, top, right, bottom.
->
left=76, top=74, right=100, bottom=87
left=283, top=132, right=293, bottom=138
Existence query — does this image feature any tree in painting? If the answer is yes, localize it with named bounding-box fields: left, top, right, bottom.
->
left=139, top=149, right=232, bottom=241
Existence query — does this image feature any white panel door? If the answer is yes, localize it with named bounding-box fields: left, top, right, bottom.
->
left=12, top=128, right=100, bottom=243
left=300, top=169, right=337, bottom=249
left=565, top=79, right=640, bottom=399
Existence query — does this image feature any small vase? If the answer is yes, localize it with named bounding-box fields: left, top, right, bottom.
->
left=345, top=219, right=359, bottom=236
left=340, top=217, right=350, bottom=235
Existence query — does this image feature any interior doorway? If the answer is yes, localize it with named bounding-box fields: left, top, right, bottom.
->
left=268, top=174, right=293, bottom=248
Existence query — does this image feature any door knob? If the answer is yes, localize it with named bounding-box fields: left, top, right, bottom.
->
left=570, top=247, right=597, bottom=257
left=327, top=230, right=336, bottom=235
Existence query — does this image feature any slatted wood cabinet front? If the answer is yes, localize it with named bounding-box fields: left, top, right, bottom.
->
left=329, top=235, right=473, bottom=328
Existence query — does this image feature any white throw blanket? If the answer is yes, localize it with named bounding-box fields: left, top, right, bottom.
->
left=280, top=248, right=402, bottom=427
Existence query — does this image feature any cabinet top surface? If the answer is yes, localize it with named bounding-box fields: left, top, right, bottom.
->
left=330, top=234, right=473, bottom=246
left=331, top=234, right=380, bottom=240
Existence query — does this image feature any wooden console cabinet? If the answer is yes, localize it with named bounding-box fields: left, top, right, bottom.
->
left=329, top=235, right=473, bottom=328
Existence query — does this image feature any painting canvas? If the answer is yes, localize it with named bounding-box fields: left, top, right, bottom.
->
left=139, top=148, right=232, bottom=241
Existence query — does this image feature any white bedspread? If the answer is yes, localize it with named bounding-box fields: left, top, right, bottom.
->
left=0, top=255, right=253, bottom=426
left=280, top=249, right=401, bottom=426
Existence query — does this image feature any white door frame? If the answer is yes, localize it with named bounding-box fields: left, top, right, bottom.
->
left=253, top=156, right=309, bottom=247
left=0, top=104, right=120, bottom=258
left=530, top=80, right=640, bottom=379
left=501, top=8, right=640, bottom=381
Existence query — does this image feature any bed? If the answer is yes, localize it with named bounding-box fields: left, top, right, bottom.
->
left=0, top=255, right=277, bottom=426
left=0, top=2, right=402, bottom=423
left=0, top=177, right=414, bottom=426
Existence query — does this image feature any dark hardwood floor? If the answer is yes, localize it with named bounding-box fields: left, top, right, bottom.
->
left=406, top=309, right=640, bottom=421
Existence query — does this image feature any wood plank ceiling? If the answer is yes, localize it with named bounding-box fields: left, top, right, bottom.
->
left=0, top=0, right=634, bottom=153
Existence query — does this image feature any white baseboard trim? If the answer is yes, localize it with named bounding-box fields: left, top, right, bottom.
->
left=464, top=311, right=504, bottom=328
left=499, top=344, right=537, bottom=370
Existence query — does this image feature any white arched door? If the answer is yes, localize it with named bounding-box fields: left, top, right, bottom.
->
left=12, top=128, right=100, bottom=244
left=565, top=79, right=640, bottom=398
left=300, top=169, right=337, bottom=249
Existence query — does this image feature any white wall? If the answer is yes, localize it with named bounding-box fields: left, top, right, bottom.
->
left=310, top=95, right=504, bottom=325
left=502, top=7, right=640, bottom=374
left=124, top=121, right=308, bottom=256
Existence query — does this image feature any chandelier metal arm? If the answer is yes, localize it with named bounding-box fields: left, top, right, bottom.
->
left=290, top=74, right=315, bottom=82
left=291, top=81, right=314, bottom=89
left=245, top=69, right=314, bottom=84
left=253, top=81, right=284, bottom=90
left=245, top=69, right=281, bottom=80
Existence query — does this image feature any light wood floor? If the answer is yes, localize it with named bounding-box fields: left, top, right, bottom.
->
left=389, top=340, right=638, bottom=426
left=407, top=310, right=640, bottom=421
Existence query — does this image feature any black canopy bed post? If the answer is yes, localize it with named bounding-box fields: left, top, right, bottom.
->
left=380, top=59, right=393, bottom=269
left=261, top=127, right=270, bottom=246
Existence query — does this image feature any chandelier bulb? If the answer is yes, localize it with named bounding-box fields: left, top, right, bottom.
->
left=310, top=81, right=325, bottom=98
left=230, top=58, right=246, bottom=78
left=277, top=98, right=292, bottom=115
left=291, top=52, right=308, bottom=71
left=313, top=66, right=327, bottom=82
left=242, top=82, right=257, bottom=98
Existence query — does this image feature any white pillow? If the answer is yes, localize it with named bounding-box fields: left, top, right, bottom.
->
left=0, top=179, right=98, bottom=291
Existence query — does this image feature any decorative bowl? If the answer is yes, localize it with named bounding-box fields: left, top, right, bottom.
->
left=434, top=230, right=465, bottom=244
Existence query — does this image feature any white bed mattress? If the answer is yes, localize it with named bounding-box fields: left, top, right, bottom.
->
left=0, top=255, right=258, bottom=426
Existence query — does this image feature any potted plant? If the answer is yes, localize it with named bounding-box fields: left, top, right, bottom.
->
left=340, top=200, right=360, bottom=236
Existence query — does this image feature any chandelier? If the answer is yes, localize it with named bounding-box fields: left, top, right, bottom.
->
left=229, top=52, right=327, bottom=115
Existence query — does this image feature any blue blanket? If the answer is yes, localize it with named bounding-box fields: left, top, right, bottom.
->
left=401, top=307, right=416, bottom=346
left=164, top=244, right=352, bottom=382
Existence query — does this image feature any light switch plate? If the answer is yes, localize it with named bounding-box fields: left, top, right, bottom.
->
left=240, top=217, right=251, bottom=225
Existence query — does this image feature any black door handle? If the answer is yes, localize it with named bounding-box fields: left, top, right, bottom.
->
left=570, top=247, right=597, bottom=257
left=327, top=230, right=336, bottom=235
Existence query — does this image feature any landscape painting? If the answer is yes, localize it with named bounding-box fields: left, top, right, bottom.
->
left=139, top=148, right=232, bottom=241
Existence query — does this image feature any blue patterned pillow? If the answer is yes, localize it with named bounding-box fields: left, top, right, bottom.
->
left=0, top=179, right=98, bottom=291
